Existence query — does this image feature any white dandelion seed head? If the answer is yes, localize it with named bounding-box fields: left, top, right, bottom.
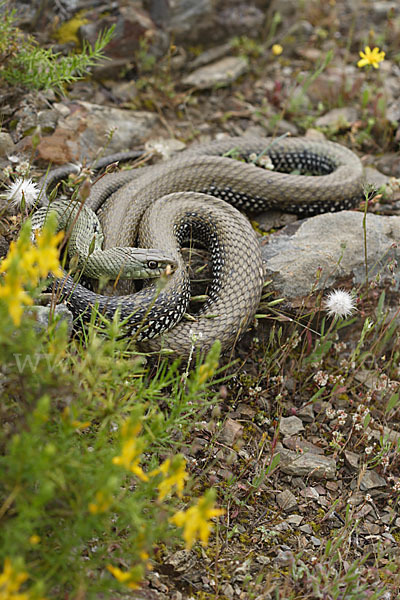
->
left=3, top=177, right=40, bottom=210
left=324, top=289, right=356, bottom=319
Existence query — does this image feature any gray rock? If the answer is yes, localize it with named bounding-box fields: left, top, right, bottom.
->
left=344, top=450, right=360, bottom=470
left=276, top=489, right=298, bottom=512
left=149, top=0, right=266, bottom=45
left=274, top=549, right=294, bottom=567
left=262, top=211, right=400, bottom=299
left=279, top=445, right=336, bottom=479
left=0, top=132, right=15, bottom=157
left=26, top=305, right=73, bottom=337
left=280, top=415, right=304, bottom=436
left=315, top=107, right=359, bottom=131
left=0, top=235, right=9, bottom=259
left=220, top=417, right=243, bottom=446
left=182, top=56, right=248, bottom=89
left=360, top=470, right=387, bottom=490
left=364, top=166, right=392, bottom=191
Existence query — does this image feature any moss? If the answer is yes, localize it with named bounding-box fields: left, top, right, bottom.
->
left=54, top=11, right=89, bottom=46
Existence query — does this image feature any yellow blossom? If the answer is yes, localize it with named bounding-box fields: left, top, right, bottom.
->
left=0, top=558, right=29, bottom=598
left=170, top=491, right=225, bottom=550
left=112, top=420, right=148, bottom=481
left=34, top=228, right=64, bottom=279
left=29, top=535, right=40, bottom=545
left=0, top=217, right=64, bottom=325
left=149, top=455, right=188, bottom=501
left=272, top=44, right=283, bottom=56
left=106, top=564, right=143, bottom=590
left=88, top=490, right=113, bottom=514
left=357, top=46, right=385, bottom=69
left=0, top=280, right=34, bottom=325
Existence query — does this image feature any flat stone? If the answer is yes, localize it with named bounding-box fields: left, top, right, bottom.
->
left=283, top=436, right=324, bottom=455
left=344, top=450, right=360, bottom=470
left=26, top=304, right=73, bottom=338
left=276, top=489, right=298, bottom=512
left=300, top=487, right=320, bottom=500
left=262, top=211, right=400, bottom=299
left=220, top=417, right=243, bottom=446
left=285, top=514, right=303, bottom=526
left=279, top=445, right=336, bottom=480
left=182, top=56, right=248, bottom=89
left=360, top=470, right=387, bottom=491
left=280, top=415, right=304, bottom=436
left=0, top=132, right=16, bottom=157
left=315, top=107, right=359, bottom=130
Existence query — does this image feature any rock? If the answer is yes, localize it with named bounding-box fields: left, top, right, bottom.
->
left=34, top=101, right=157, bottom=164
left=300, top=487, right=320, bottom=500
left=220, top=418, right=243, bottom=446
left=376, top=154, right=400, bottom=178
left=282, top=436, right=324, bottom=455
left=0, top=235, right=9, bottom=259
left=78, top=2, right=167, bottom=73
left=262, top=211, right=400, bottom=299
left=182, top=56, right=248, bottom=89
left=280, top=415, right=304, bottom=436
left=26, top=305, right=73, bottom=337
left=299, top=524, right=312, bottom=534
left=344, top=450, right=360, bottom=470
left=364, top=166, right=392, bottom=192
left=279, top=445, right=336, bottom=479
left=145, top=138, right=186, bottom=160
left=149, top=0, right=266, bottom=46
left=274, top=549, right=293, bottom=567
left=0, top=132, right=16, bottom=157
left=221, top=583, right=234, bottom=599
left=189, top=43, right=233, bottom=70
left=285, top=514, right=303, bottom=526
left=370, top=426, right=400, bottom=444
left=276, top=489, right=297, bottom=512
left=315, top=107, right=359, bottom=131
left=360, top=470, right=387, bottom=491
left=297, top=403, right=315, bottom=422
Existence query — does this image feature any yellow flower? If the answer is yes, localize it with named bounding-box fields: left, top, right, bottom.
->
left=0, top=558, right=29, bottom=597
left=88, top=490, right=113, bottom=514
left=357, top=46, right=385, bottom=69
left=149, top=455, right=188, bottom=501
left=0, top=278, right=34, bottom=325
left=106, top=565, right=143, bottom=590
left=29, top=535, right=41, bottom=545
left=0, top=217, right=64, bottom=325
left=170, top=491, right=225, bottom=550
left=112, top=420, right=148, bottom=481
left=34, top=228, right=64, bottom=279
left=272, top=44, right=283, bottom=56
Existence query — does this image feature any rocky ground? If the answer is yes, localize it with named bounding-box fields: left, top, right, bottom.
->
left=2, top=0, right=400, bottom=598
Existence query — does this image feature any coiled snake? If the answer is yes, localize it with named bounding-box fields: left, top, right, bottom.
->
left=38, top=136, right=364, bottom=358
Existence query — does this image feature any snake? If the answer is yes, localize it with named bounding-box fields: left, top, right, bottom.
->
left=37, top=136, right=364, bottom=358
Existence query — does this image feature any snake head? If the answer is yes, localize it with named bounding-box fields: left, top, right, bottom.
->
left=121, top=248, right=178, bottom=279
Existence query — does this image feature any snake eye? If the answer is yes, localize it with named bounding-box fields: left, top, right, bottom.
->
left=147, top=260, right=158, bottom=270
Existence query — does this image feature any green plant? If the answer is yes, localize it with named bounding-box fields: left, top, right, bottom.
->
left=0, top=218, right=226, bottom=598
left=0, top=3, right=114, bottom=92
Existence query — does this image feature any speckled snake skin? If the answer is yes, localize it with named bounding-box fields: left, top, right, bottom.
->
left=44, top=137, right=364, bottom=358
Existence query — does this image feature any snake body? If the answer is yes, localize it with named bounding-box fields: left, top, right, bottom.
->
left=40, top=137, right=364, bottom=358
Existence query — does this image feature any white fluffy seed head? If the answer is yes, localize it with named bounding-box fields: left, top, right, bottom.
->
left=324, top=289, right=356, bottom=319
left=3, top=177, right=40, bottom=210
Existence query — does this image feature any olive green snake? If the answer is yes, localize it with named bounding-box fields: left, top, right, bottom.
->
left=37, top=136, right=364, bottom=358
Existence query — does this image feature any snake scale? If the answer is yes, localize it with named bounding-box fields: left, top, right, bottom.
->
left=39, top=136, right=364, bottom=358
